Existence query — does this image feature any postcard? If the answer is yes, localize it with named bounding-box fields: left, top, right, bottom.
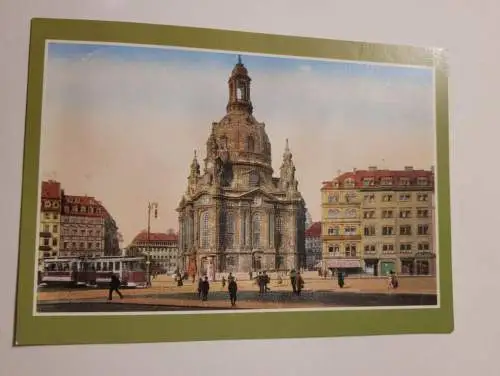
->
left=14, top=18, right=453, bottom=345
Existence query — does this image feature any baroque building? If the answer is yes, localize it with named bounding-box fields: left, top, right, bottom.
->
left=177, top=56, right=306, bottom=276
left=321, top=166, right=435, bottom=276
left=39, top=180, right=62, bottom=258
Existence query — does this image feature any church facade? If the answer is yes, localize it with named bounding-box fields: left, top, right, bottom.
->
left=177, top=56, right=306, bottom=276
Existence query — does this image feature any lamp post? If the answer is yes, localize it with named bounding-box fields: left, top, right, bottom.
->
left=146, top=202, right=158, bottom=287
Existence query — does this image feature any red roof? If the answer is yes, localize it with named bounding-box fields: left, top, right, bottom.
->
left=321, top=168, right=434, bottom=190
left=41, top=180, right=61, bottom=199
left=131, top=231, right=178, bottom=243
left=305, top=222, right=321, bottom=237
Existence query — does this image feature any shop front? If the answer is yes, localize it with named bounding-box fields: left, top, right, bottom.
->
left=380, top=260, right=396, bottom=276
left=326, top=259, right=362, bottom=275
left=363, top=259, right=379, bottom=276
left=414, top=252, right=436, bottom=275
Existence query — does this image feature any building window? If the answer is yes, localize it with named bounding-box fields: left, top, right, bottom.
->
left=417, top=194, right=428, bottom=201
left=252, top=213, right=261, bottom=247
left=327, top=209, right=340, bottom=218
left=400, top=225, right=412, bottom=235
left=43, top=238, right=49, bottom=246
left=363, top=194, right=375, bottom=203
left=381, top=210, right=393, bottom=218
left=88, top=242, right=92, bottom=249
left=246, top=136, right=255, bottom=152
left=52, top=238, right=58, bottom=247
left=79, top=242, right=84, bottom=249
left=327, top=194, right=338, bottom=203
left=381, top=177, right=393, bottom=186
left=363, top=210, right=375, bottom=219
left=275, top=215, right=284, bottom=248
left=364, top=245, right=376, bottom=253
left=328, top=226, right=339, bottom=236
left=363, top=178, right=374, bottom=186
left=64, top=205, right=70, bottom=214
left=44, top=212, right=50, bottom=219
left=345, top=244, right=357, bottom=257
left=418, top=224, right=430, bottom=235
left=399, top=210, right=411, bottom=218
left=382, top=194, right=393, bottom=202
left=400, top=243, right=412, bottom=252
left=225, top=211, right=234, bottom=248
left=417, top=177, right=428, bottom=186
left=345, top=208, right=357, bottom=218
left=64, top=242, right=68, bottom=249
left=417, top=209, right=429, bottom=218
left=43, top=224, right=49, bottom=232
left=53, top=213, right=58, bottom=220
left=344, top=226, right=356, bottom=235
left=249, top=171, right=260, bottom=187
left=364, top=226, right=376, bottom=236
left=400, top=178, right=410, bottom=186
left=382, top=244, right=394, bottom=253
left=96, top=242, right=100, bottom=249
left=344, top=178, right=355, bottom=188
left=399, top=193, right=411, bottom=201
left=53, top=224, right=58, bottom=233
left=418, top=243, right=430, bottom=251
left=382, top=226, right=394, bottom=235
left=80, top=206, right=87, bottom=213
left=328, top=244, right=340, bottom=254
left=200, top=211, right=209, bottom=248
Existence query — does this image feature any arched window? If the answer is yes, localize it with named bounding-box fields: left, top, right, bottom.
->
left=246, top=136, right=255, bottom=152
left=252, top=213, right=261, bottom=247
left=200, top=211, right=209, bottom=248
left=345, top=209, right=357, bottom=218
left=225, top=211, right=234, bottom=248
left=328, top=226, right=340, bottom=236
left=249, top=171, right=260, bottom=187
left=275, top=215, right=283, bottom=248
left=328, top=209, right=340, bottom=218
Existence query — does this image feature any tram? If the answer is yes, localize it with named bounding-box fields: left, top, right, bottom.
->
left=39, top=256, right=148, bottom=288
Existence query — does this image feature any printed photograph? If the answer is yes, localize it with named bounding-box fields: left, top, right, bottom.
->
left=35, top=41, right=438, bottom=314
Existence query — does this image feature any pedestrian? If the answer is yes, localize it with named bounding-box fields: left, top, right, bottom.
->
left=290, top=269, right=297, bottom=294
left=297, top=272, right=304, bottom=296
left=257, top=272, right=265, bottom=294
left=388, top=270, right=399, bottom=291
left=249, top=271, right=253, bottom=280
left=108, top=273, right=123, bottom=301
left=221, top=276, right=226, bottom=289
left=197, top=276, right=203, bottom=298
left=263, top=271, right=270, bottom=292
left=228, top=277, right=238, bottom=306
left=201, top=276, right=210, bottom=301
left=337, top=270, right=345, bottom=288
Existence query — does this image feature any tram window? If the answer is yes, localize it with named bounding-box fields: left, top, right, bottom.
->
left=108, top=262, right=113, bottom=271
left=96, top=263, right=101, bottom=271
left=103, top=263, right=108, bottom=271
left=63, top=263, right=69, bottom=271
left=115, top=262, right=120, bottom=271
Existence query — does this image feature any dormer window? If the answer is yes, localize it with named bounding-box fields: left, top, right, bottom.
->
left=328, top=194, right=338, bottom=203
left=381, top=177, right=393, bottom=186
left=400, top=177, right=410, bottom=186
left=417, top=177, right=428, bottom=186
left=363, top=178, right=374, bottom=186
left=344, top=178, right=355, bottom=188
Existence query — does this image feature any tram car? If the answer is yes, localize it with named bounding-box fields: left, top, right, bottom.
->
left=39, top=256, right=148, bottom=288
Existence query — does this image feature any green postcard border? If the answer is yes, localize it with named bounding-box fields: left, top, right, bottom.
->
left=14, top=18, right=453, bottom=346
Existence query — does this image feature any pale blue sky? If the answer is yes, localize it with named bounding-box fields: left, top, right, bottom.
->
left=41, top=42, right=435, bottom=245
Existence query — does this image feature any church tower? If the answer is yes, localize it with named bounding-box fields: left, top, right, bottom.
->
left=177, top=56, right=306, bottom=277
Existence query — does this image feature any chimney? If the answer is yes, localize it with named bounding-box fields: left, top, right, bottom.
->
left=404, top=166, right=414, bottom=171
left=430, top=165, right=435, bottom=173
left=368, top=166, right=377, bottom=171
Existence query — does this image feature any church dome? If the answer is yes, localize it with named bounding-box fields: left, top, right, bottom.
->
left=206, top=56, right=272, bottom=168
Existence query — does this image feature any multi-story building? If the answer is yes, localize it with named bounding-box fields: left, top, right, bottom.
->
left=305, top=221, right=322, bottom=270
left=321, top=166, right=435, bottom=276
left=59, top=194, right=106, bottom=258
left=101, top=207, right=121, bottom=256
left=39, top=180, right=62, bottom=258
left=177, top=56, right=306, bottom=275
left=127, top=229, right=179, bottom=273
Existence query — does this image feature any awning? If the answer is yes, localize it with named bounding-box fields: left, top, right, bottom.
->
left=326, top=259, right=361, bottom=268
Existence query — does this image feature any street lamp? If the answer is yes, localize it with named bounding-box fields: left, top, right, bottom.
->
left=146, top=201, right=159, bottom=287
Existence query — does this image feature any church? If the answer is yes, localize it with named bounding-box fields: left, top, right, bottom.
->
left=176, top=56, right=306, bottom=276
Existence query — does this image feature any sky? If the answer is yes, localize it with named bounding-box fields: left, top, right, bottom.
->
left=40, top=41, right=435, bottom=246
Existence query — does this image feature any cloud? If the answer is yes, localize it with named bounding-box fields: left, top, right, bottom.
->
left=41, top=45, right=435, bottom=245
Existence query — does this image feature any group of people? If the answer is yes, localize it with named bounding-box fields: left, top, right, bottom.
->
left=199, top=273, right=238, bottom=306
left=289, top=269, right=305, bottom=295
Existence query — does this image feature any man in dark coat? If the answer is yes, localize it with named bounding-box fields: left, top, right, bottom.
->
left=289, top=269, right=297, bottom=294
left=108, top=273, right=123, bottom=301
left=228, top=278, right=238, bottom=306
left=200, top=276, right=210, bottom=301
